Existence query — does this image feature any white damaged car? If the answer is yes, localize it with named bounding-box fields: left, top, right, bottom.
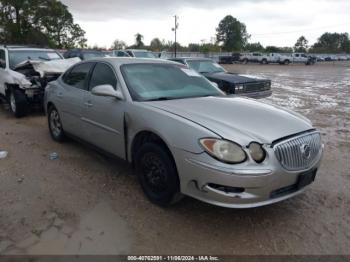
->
left=0, top=45, right=80, bottom=117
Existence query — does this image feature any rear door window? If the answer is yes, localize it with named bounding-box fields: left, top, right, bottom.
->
left=63, top=62, right=94, bottom=90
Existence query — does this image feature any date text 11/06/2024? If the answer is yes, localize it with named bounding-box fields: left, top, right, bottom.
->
left=127, top=256, right=220, bottom=261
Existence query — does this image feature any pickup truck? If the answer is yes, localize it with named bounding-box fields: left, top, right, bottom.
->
left=240, top=53, right=269, bottom=64
left=240, top=52, right=316, bottom=65
left=284, top=53, right=316, bottom=65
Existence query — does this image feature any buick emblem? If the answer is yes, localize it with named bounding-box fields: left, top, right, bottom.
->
left=300, top=144, right=311, bottom=159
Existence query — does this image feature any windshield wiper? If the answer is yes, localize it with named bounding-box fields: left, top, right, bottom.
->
left=38, top=56, right=51, bottom=61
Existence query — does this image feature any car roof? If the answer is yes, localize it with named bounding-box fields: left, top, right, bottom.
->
left=1, top=46, right=57, bottom=52
left=170, top=57, right=213, bottom=61
left=126, top=49, right=151, bottom=52
left=82, top=57, right=179, bottom=67
left=66, top=49, right=104, bottom=53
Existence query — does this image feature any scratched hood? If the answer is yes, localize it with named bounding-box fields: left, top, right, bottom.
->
left=145, top=96, right=313, bottom=145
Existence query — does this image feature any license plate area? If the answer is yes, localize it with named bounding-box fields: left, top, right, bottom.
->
left=297, top=169, right=317, bottom=189
left=270, top=169, right=317, bottom=199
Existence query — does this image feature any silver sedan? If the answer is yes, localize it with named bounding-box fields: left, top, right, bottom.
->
left=44, top=58, right=323, bottom=208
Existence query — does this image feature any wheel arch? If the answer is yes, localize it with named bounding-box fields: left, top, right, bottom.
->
left=130, top=130, right=177, bottom=169
left=4, top=83, right=21, bottom=98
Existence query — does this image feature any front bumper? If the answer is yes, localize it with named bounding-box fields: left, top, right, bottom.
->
left=24, top=87, right=44, bottom=104
left=172, top=146, right=323, bottom=208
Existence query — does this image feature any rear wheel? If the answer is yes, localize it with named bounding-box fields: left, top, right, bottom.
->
left=48, top=106, right=65, bottom=142
left=8, top=89, right=28, bottom=118
left=284, top=60, right=290, bottom=65
left=242, top=58, right=249, bottom=64
left=135, top=143, right=182, bottom=207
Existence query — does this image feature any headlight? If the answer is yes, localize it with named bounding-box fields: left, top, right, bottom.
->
left=199, top=138, right=247, bottom=164
left=235, top=84, right=244, bottom=91
left=248, top=142, right=266, bottom=163
left=264, top=82, right=271, bottom=89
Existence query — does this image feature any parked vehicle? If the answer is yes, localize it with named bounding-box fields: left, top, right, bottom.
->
left=218, top=53, right=241, bottom=64
left=287, top=53, right=316, bottom=65
left=63, top=49, right=107, bottom=60
left=114, top=49, right=156, bottom=58
left=169, top=58, right=272, bottom=98
left=291, top=53, right=308, bottom=63
left=0, top=45, right=79, bottom=117
left=112, top=50, right=131, bottom=57
left=240, top=53, right=269, bottom=64
left=45, top=58, right=323, bottom=208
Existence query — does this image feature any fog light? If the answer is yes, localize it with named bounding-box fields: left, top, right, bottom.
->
left=208, top=183, right=245, bottom=194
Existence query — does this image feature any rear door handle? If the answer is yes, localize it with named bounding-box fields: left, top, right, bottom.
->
left=57, top=92, right=63, bottom=98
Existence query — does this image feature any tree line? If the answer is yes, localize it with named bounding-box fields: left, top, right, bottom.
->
left=1, top=1, right=349, bottom=54
left=0, top=0, right=86, bottom=48
left=110, top=15, right=350, bottom=54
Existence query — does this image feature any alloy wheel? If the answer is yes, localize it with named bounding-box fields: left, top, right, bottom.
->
left=50, top=109, right=62, bottom=138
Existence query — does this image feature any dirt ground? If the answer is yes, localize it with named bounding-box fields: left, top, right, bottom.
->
left=0, top=62, right=349, bottom=255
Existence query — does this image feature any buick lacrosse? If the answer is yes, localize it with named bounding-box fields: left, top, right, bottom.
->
left=45, top=58, right=323, bottom=208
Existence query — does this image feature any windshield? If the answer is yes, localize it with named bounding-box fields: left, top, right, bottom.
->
left=82, top=52, right=107, bottom=60
left=121, top=63, right=222, bottom=101
left=186, top=60, right=226, bottom=74
left=133, top=51, right=156, bottom=58
left=8, top=50, right=62, bottom=69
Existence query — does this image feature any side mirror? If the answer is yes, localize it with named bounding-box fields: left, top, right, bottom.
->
left=91, top=84, right=123, bottom=100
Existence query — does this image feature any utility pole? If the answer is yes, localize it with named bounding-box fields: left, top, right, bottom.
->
left=172, top=15, right=179, bottom=58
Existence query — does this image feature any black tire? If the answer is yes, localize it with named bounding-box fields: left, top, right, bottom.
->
left=261, top=59, right=268, bottom=65
left=8, top=88, right=28, bottom=118
left=242, top=58, right=248, bottom=64
left=135, top=143, right=182, bottom=207
left=48, top=105, right=65, bottom=142
left=284, top=60, right=290, bottom=65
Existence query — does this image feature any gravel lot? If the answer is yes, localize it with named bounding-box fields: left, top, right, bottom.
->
left=0, top=62, right=349, bottom=255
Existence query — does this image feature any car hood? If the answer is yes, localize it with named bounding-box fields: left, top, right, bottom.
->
left=145, top=96, right=313, bottom=145
left=204, top=72, right=269, bottom=84
left=14, top=57, right=81, bottom=77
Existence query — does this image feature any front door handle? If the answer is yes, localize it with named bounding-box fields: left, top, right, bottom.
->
left=84, top=101, right=93, bottom=107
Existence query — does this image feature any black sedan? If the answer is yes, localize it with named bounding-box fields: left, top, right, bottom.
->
left=169, top=58, right=272, bottom=98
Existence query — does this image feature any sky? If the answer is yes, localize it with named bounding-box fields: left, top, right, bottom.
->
left=60, top=0, right=350, bottom=48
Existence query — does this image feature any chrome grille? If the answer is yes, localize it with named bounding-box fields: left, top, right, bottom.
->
left=273, top=132, right=322, bottom=171
left=244, top=81, right=270, bottom=93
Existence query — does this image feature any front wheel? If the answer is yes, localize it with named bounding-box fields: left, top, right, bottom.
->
left=9, top=89, right=28, bottom=118
left=284, top=60, right=290, bottom=65
left=135, top=143, right=182, bottom=207
left=48, top=106, right=65, bottom=142
left=261, top=59, right=268, bottom=65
